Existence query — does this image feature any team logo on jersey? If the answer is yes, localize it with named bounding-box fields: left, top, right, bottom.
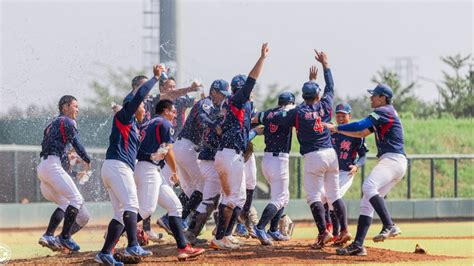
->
left=370, top=112, right=380, bottom=120
left=202, top=104, right=211, bottom=111
left=170, top=128, right=175, bottom=136
left=140, top=130, right=146, bottom=142
left=269, top=123, right=278, bottom=133
left=340, top=140, right=352, bottom=151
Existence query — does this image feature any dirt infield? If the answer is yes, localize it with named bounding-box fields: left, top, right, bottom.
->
left=8, top=238, right=465, bottom=265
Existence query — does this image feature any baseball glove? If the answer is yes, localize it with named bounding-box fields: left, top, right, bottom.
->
left=243, top=142, right=254, bottom=162
left=279, top=214, right=295, bottom=238
left=414, top=244, right=427, bottom=254
left=113, top=253, right=142, bottom=264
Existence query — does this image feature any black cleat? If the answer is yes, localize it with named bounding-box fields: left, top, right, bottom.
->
left=336, top=242, right=367, bottom=256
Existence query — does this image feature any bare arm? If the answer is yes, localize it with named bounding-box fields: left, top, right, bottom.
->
left=164, top=144, right=179, bottom=183
left=160, top=81, right=201, bottom=100
left=248, top=43, right=269, bottom=80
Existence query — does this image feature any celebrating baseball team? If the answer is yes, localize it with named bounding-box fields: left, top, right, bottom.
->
left=36, top=43, right=407, bottom=265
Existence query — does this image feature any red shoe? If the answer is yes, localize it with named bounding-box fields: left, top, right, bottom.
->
left=326, top=223, right=333, bottom=234
left=177, top=243, right=205, bottom=261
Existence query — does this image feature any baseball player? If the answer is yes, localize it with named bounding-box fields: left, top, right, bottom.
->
left=211, top=43, right=269, bottom=250
left=184, top=80, right=230, bottom=245
left=95, top=65, right=161, bottom=265
left=37, top=95, right=91, bottom=252
left=134, top=99, right=205, bottom=260
left=325, top=103, right=368, bottom=245
left=251, top=91, right=296, bottom=245
left=269, top=51, right=349, bottom=249
left=323, top=84, right=407, bottom=256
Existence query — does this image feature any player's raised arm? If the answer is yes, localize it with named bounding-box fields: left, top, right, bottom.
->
left=161, top=80, right=202, bottom=100
left=123, top=65, right=162, bottom=117
left=232, top=43, right=269, bottom=108
left=314, top=50, right=334, bottom=100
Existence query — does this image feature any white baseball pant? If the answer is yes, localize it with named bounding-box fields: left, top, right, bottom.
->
left=322, top=170, right=354, bottom=210
left=134, top=161, right=182, bottom=218
left=161, top=163, right=173, bottom=187
left=40, top=180, right=90, bottom=227
left=303, top=148, right=341, bottom=205
left=196, top=160, right=221, bottom=214
left=215, top=148, right=246, bottom=209
left=173, top=138, right=205, bottom=197
left=37, top=155, right=84, bottom=210
left=101, top=159, right=139, bottom=225
left=261, top=152, right=290, bottom=210
left=244, top=153, right=257, bottom=190
left=360, top=153, right=407, bottom=217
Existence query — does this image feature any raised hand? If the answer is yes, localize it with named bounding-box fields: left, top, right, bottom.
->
left=261, top=43, right=269, bottom=58
left=153, top=64, right=163, bottom=79
left=314, top=49, right=329, bottom=69
left=309, top=65, right=318, bottom=81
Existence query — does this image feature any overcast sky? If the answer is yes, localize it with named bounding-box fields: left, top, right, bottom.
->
left=1, top=0, right=472, bottom=114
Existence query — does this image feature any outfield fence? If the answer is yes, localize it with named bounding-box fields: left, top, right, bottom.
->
left=0, top=145, right=473, bottom=203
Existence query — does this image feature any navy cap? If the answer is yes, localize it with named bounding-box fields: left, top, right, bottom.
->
left=231, top=74, right=247, bottom=93
left=335, top=103, right=352, bottom=114
left=302, top=81, right=321, bottom=99
left=278, top=91, right=296, bottom=105
left=210, top=79, right=231, bottom=96
left=368, top=84, right=393, bottom=99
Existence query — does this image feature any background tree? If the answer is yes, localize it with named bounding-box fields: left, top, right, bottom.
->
left=437, top=54, right=473, bottom=118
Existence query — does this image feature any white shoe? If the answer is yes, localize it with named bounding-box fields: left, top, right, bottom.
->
left=145, top=230, right=163, bottom=243
left=210, top=237, right=239, bottom=250
left=225, top=235, right=241, bottom=246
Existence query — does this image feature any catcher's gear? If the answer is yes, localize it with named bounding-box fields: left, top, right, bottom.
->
left=243, top=142, right=254, bottom=162
left=279, top=214, right=295, bottom=238
left=113, top=252, right=142, bottom=264
left=137, top=228, right=149, bottom=246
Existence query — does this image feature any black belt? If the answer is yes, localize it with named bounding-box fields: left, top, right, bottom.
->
left=271, top=152, right=288, bottom=157
left=217, top=146, right=242, bottom=155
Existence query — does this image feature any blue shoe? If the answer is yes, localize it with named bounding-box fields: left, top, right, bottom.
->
left=253, top=225, right=272, bottom=246
left=95, top=252, right=124, bottom=266
left=58, top=236, right=80, bottom=252
left=182, top=218, right=189, bottom=231
left=124, top=245, right=153, bottom=257
left=157, top=215, right=173, bottom=235
left=267, top=230, right=290, bottom=241
left=38, top=234, right=63, bottom=251
left=235, top=223, right=249, bottom=237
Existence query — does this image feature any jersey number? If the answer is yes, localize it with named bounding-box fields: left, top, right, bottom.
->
left=313, top=117, right=323, bottom=133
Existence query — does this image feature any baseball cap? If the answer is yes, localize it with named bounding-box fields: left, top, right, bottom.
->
left=335, top=103, right=352, bottom=114
left=231, top=74, right=247, bottom=93
left=367, top=84, right=393, bottom=99
left=278, top=91, right=296, bottom=105
left=302, top=81, right=321, bottom=99
left=210, top=79, right=231, bottom=96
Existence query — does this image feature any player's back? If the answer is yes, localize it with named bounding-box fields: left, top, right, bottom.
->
left=294, top=102, right=333, bottom=155
left=178, top=97, right=213, bottom=146
left=261, top=106, right=293, bottom=154
left=40, top=115, right=75, bottom=158
left=370, top=105, right=405, bottom=157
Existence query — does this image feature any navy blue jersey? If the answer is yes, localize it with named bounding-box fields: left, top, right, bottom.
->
left=136, top=116, right=174, bottom=165
left=269, top=69, right=334, bottom=155
left=256, top=106, right=293, bottom=154
left=178, top=97, right=215, bottom=146
left=173, top=95, right=195, bottom=137
left=198, top=106, right=223, bottom=161
left=331, top=133, right=368, bottom=171
left=367, top=105, right=405, bottom=157
left=217, top=77, right=256, bottom=153
left=105, top=77, right=158, bottom=170
left=40, top=115, right=91, bottom=163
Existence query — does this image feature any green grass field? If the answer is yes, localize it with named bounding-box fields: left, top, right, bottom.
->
left=1, top=221, right=473, bottom=265
left=251, top=118, right=474, bottom=199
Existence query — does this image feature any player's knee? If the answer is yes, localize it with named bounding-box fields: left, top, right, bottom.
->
left=362, top=182, right=378, bottom=199
left=76, top=207, right=90, bottom=227
left=139, top=209, right=153, bottom=220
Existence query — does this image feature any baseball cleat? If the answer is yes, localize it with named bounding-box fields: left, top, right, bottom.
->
left=145, top=230, right=163, bottom=243
left=210, top=237, right=239, bottom=250
left=58, top=236, right=80, bottom=252
left=310, top=230, right=333, bottom=249
left=333, top=230, right=352, bottom=246
left=184, top=230, right=208, bottom=245
left=38, top=234, right=63, bottom=252
left=182, top=218, right=189, bottom=231
left=124, top=245, right=153, bottom=257
left=336, top=242, right=367, bottom=256
left=95, top=252, right=124, bottom=266
left=326, top=223, right=333, bottom=234
left=225, top=235, right=241, bottom=246
left=266, top=230, right=290, bottom=241
left=373, top=225, right=402, bottom=242
left=177, top=243, right=205, bottom=261
left=156, top=215, right=173, bottom=235
left=235, top=223, right=249, bottom=238
left=254, top=225, right=273, bottom=246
